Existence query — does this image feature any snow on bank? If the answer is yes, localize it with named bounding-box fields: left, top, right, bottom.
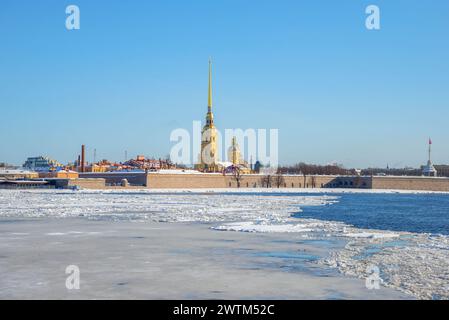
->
left=122, top=188, right=447, bottom=195
left=28, top=187, right=448, bottom=195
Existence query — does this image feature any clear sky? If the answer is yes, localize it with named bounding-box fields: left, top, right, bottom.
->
left=1, top=0, right=448, bottom=168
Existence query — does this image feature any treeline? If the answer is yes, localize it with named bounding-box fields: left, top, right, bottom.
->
left=277, top=163, right=428, bottom=177
left=360, top=168, right=421, bottom=176
left=277, top=163, right=355, bottom=175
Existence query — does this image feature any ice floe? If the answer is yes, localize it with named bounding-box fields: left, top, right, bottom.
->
left=320, top=231, right=449, bottom=300
left=0, top=189, right=337, bottom=222
left=342, top=231, right=400, bottom=239
left=213, top=220, right=332, bottom=233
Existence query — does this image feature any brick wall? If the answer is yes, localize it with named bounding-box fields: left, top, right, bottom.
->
left=80, top=172, right=147, bottom=186
left=146, top=174, right=337, bottom=189
left=67, top=178, right=106, bottom=189
left=371, top=176, right=449, bottom=192
left=63, top=173, right=449, bottom=192
left=146, top=174, right=449, bottom=191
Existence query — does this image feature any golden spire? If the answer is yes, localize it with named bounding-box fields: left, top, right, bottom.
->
left=208, top=58, right=212, bottom=110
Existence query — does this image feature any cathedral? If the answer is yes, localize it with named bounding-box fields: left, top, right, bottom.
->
left=195, top=59, right=219, bottom=172
left=195, top=60, right=251, bottom=174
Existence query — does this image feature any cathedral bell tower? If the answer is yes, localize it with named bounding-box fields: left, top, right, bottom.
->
left=199, top=59, right=219, bottom=171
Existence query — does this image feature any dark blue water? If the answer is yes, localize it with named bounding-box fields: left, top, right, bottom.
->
left=293, top=193, right=449, bottom=236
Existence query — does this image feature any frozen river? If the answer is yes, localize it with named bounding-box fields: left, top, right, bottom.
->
left=0, top=189, right=448, bottom=299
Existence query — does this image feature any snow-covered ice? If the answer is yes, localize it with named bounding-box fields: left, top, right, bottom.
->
left=0, top=189, right=338, bottom=222
left=0, top=189, right=448, bottom=299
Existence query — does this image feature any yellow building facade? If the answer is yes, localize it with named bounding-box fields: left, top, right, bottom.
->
left=228, top=136, right=252, bottom=174
left=38, top=170, right=79, bottom=179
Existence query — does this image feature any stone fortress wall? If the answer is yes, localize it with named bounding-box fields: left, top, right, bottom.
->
left=24, top=172, right=449, bottom=192
left=144, top=173, right=449, bottom=192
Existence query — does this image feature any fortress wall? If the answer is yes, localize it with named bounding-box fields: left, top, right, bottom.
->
left=146, top=174, right=337, bottom=189
left=67, top=178, right=106, bottom=189
left=146, top=174, right=449, bottom=192
left=79, top=172, right=147, bottom=186
left=60, top=173, right=449, bottom=192
left=147, top=174, right=228, bottom=189
left=371, top=176, right=449, bottom=192
left=46, top=178, right=107, bottom=189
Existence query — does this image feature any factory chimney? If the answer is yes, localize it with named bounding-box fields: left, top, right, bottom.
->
left=81, top=145, right=86, bottom=173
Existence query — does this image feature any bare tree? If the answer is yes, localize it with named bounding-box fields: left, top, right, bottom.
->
left=260, top=175, right=272, bottom=188
left=361, top=167, right=421, bottom=176
left=302, top=171, right=306, bottom=188
left=274, top=173, right=285, bottom=188
left=311, top=176, right=316, bottom=188
left=165, top=154, right=173, bottom=169
left=231, top=166, right=243, bottom=188
left=278, top=162, right=354, bottom=176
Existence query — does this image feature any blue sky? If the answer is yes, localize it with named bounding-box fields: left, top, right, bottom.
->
left=0, top=0, right=448, bottom=168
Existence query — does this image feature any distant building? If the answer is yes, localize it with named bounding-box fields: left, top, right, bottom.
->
left=86, top=164, right=110, bottom=173
left=123, top=156, right=172, bottom=170
left=83, top=159, right=113, bottom=172
left=254, top=161, right=262, bottom=173
left=422, top=138, right=437, bottom=177
left=228, top=137, right=242, bottom=166
left=0, top=163, right=16, bottom=169
left=0, top=169, right=39, bottom=180
left=225, top=137, right=251, bottom=174
left=0, top=180, right=50, bottom=189
left=38, top=169, right=79, bottom=179
left=422, top=163, right=437, bottom=177
left=23, top=156, right=62, bottom=172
